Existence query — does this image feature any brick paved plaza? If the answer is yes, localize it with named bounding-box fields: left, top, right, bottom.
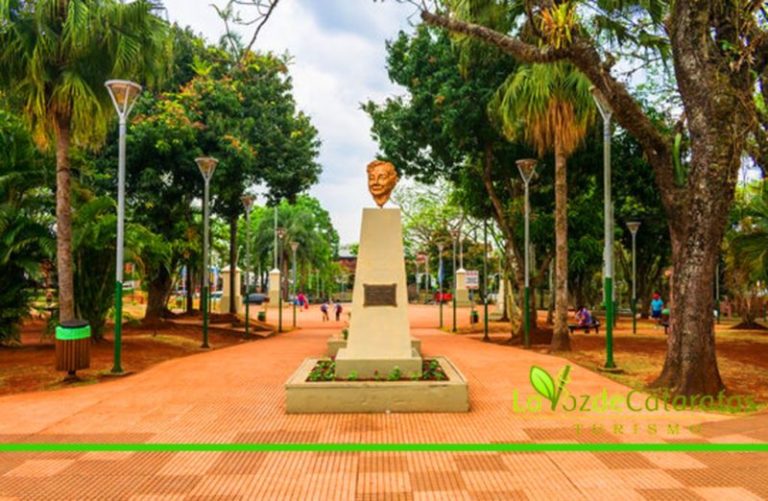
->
left=0, top=306, right=766, bottom=500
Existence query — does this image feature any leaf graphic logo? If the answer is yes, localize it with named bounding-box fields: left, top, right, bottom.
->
left=529, top=365, right=571, bottom=410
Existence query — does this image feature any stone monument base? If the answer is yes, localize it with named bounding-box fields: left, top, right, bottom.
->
left=335, top=352, right=422, bottom=380
left=218, top=295, right=242, bottom=314
left=285, top=356, right=469, bottom=413
left=327, top=336, right=421, bottom=358
left=455, top=288, right=472, bottom=307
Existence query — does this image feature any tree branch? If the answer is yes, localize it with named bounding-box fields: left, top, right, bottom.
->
left=420, top=8, right=683, bottom=217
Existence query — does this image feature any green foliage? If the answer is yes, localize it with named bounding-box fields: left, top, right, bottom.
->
left=387, top=366, right=402, bottom=381
left=0, top=0, right=171, bottom=148
left=71, top=197, right=118, bottom=340
left=243, top=196, right=339, bottom=292
left=307, top=360, right=335, bottom=382
left=347, top=370, right=358, bottom=381
left=0, top=110, right=53, bottom=343
left=342, top=328, right=349, bottom=340
left=489, top=62, right=595, bottom=158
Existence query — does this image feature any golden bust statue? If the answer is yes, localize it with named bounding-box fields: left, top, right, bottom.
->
left=367, top=160, right=398, bottom=208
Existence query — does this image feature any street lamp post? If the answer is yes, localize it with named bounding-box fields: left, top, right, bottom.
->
left=483, top=218, right=489, bottom=342
left=516, top=159, right=537, bottom=349
left=105, top=79, right=142, bottom=374
left=291, top=241, right=299, bottom=328
left=626, top=221, right=641, bottom=335
left=715, top=263, right=721, bottom=325
left=451, top=228, right=459, bottom=332
left=196, top=157, right=218, bottom=349
left=592, top=87, right=618, bottom=370
left=242, top=194, right=255, bottom=338
left=277, top=227, right=286, bottom=332
left=438, top=243, right=444, bottom=328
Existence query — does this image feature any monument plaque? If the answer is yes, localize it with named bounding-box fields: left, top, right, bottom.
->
left=364, top=284, right=397, bottom=307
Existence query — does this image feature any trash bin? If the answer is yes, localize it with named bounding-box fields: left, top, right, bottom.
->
left=257, top=311, right=266, bottom=322
left=55, top=320, right=91, bottom=376
left=470, top=311, right=479, bottom=324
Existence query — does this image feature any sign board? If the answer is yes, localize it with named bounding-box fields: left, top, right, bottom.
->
left=465, top=270, right=479, bottom=290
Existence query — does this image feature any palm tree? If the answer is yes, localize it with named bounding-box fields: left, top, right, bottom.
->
left=726, top=182, right=768, bottom=326
left=491, top=62, right=594, bottom=351
left=0, top=0, right=170, bottom=321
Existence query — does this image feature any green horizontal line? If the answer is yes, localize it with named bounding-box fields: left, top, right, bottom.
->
left=0, top=443, right=766, bottom=453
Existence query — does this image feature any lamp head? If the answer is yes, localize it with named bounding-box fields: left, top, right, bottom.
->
left=105, top=80, right=142, bottom=118
left=626, top=221, right=641, bottom=236
left=196, top=157, right=218, bottom=181
left=276, top=227, right=286, bottom=239
left=290, top=241, right=299, bottom=252
left=590, top=85, right=612, bottom=120
left=241, top=194, right=255, bottom=212
left=515, top=159, right=537, bottom=184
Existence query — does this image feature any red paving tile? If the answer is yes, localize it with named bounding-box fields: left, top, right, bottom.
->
left=0, top=304, right=765, bottom=499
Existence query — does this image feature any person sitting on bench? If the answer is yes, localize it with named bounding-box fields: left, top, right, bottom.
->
left=577, top=305, right=593, bottom=327
left=569, top=306, right=600, bottom=334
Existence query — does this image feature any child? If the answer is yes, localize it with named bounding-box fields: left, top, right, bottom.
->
left=320, top=300, right=329, bottom=322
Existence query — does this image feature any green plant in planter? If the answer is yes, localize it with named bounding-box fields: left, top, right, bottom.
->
left=342, top=328, right=349, bottom=340
left=347, top=370, right=358, bottom=381
left=388, top=366, right=402, bottom=381
left=410, top=372, right=419, bottom=381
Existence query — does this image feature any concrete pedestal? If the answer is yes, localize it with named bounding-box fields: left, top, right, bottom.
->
left=219, top=266, right=242, bottom=314
left=335, top=208, right=421, bottom=379
left=268, top=268, right=281, bottom=308
left=455, top=268, right=471, bottom=307
left=496, top=278, right=506, bottom=314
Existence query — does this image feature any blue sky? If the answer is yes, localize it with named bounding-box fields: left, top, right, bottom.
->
left=162, top=0, right=418, bottom=244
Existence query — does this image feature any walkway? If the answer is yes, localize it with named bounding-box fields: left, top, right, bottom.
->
left=0, top=305, right=766, bottom=499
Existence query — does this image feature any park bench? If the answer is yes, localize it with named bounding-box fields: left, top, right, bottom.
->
left=568, top=319, right=601, bottom=334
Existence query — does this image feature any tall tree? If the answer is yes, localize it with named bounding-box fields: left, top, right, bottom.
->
left=417, top=0, right=768, bottom=395
left=490, top=62, right=595, bottom=351
left=0, top=0, right=170, bottom=321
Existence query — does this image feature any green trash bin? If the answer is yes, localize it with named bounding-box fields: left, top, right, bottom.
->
left=257, top=311, right=266, bottom=322
left=55, top=320, right=91, bottom=376
left=470, top=311, right=479, bottom=324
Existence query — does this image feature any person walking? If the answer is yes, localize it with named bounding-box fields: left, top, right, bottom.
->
left=651, top=292, right=664, bottom=326
left=320, top=300, right=329, bottom=322
left=334, top=301, right=343, bottom=322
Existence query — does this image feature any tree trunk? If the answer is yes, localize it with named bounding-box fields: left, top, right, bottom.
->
left=551, top=140, right=571, bottom=351
left=229, top=216, right=238, bottom=314
left=53, top=113, right=75, bottom=322
left=144, top=265, right=173, bottom=321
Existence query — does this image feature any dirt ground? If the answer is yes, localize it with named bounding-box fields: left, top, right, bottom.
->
left=0, top=316, right=260, bottom=397
left=460, top=311, right=768, bottom=410
left=4, top=303, right=768, bottom=409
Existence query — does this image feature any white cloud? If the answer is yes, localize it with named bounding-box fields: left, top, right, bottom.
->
left=161, top=0, right=414, bottom=244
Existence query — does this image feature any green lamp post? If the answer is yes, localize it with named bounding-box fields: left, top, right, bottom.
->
left=451, top=227, right=459, bottom=333
left=276, top=227, right=285, bottom=333
left=242, top=194, right=255, bottom=338
left=105, top=79, right=142, bottom=374
left=591, top=86, right=618, bottom=371
left=196, top=156, right=218, bottom=349
left=626, top=221, right=641, bottom=335
left=291, top=241, right=299, bottom=328
left=516, top=158, right=537, bottom=349
left=438, top=242, right=444, bottom=329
